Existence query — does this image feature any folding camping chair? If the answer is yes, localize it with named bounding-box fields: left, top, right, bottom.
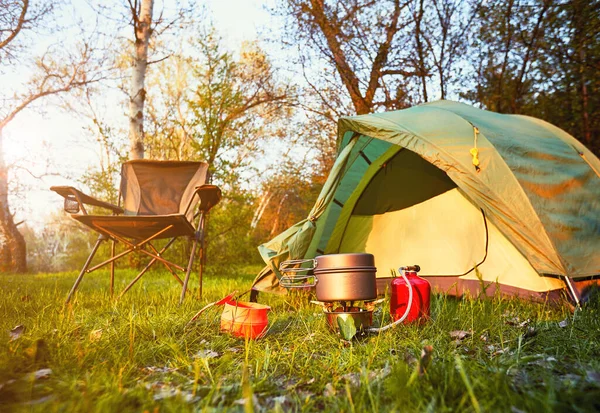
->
left=51, top=160, right=221, bottom=304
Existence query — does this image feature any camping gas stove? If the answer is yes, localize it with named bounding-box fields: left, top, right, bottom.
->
left=280, top=253, right=382, bottom=334
left=311, top=299, right=385, bottom=332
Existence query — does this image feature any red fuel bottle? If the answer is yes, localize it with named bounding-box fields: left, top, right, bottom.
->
left=390, top=265, right=431, bottom=323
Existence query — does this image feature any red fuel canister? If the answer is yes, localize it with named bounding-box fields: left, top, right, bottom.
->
left=390, top=265, right=431, bottom=323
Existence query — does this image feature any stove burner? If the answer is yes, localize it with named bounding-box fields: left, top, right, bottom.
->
left=311, top=298, right=385, bottom=332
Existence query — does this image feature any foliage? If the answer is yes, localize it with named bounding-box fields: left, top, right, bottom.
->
left=0, top=0, right=108, bottom=273
left=277, top=0, right=600, bottom=157
left=21, top=213, right=95, bottom=273
left=276, top=0, right=421, bottom=115
left=146, top=30, right=293, bottom=178
left=1, top=270, right=599, bottom=411
left=251, top=161, right=323, bottom=243
left=206, top=188, right=263, bottom=269
left=463, top=0, right=600, bottom=155
left=144, top=30, right=295, bottom=267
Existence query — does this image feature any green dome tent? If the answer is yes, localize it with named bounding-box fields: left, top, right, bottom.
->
left=253, top=100, right=600, bottom=303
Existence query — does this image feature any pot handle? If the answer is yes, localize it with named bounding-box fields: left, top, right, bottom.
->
left=279, top=258, right=317, bottom=272
left=280, top=274, right=317, bottom=288
left=279, top=258, right=318, bottom=289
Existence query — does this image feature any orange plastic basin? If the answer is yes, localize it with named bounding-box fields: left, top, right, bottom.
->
left=220, top=300, right=271, bottom=339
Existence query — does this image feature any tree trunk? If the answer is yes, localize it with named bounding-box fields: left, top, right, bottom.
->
left=579, top=48, right=591, bottom=145
left=573, top=0, right=591, bottom=145
left=128, top=0, right=154, bottom=160
left=415, top=0, right=428, bottom=102
left=0, top=130, right=26, bottom=273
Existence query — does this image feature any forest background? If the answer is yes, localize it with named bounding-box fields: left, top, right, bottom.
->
left=1, top=0, right=598, bottom=275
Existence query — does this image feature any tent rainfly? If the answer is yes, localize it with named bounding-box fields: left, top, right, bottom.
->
left=252, top=100, right=600, bottom=304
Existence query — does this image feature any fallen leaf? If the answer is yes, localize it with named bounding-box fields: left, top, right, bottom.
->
left=271, top=395, right=287, bottom=404
left=492, top=348, right=509, bottom=357
left=559, top=318, right=569, bottom=328
left=306, top=378, right=315, bottom=385
left=342, top=369, right=389, bottom=387
left=505, top=316, right=521, bottom=326
left=233, top=395, right=260, bottom=408
left=449, top=330, right=472, bottom=341
left=194, top=349, right=220, bottom=359
left=144, top=366, right=177, bottom=374
left=9, top=325, right=25, bottom=341
left=418, top=345, right=434, bottom=375
left=89, top=329, right=103, bottom=342
left=341, top=373, right=360, bottom=387
left=152, top=384, right=177, bottom=401
left=32, top=368, right=52, bottom=380
left=518, top=319, right=531, bottom=328
left=323, top=382, right=336, bottom=397
left=369, top=366, right=391, bottom=382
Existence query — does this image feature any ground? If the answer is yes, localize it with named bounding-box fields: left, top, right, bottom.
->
left=1, top=267, right=599, bottom=412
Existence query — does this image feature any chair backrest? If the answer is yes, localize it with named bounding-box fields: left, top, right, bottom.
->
left=120, top=160, right=209, bottom=222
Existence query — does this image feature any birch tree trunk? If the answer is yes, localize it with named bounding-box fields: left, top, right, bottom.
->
left=128, top=0, right=154, bottom=160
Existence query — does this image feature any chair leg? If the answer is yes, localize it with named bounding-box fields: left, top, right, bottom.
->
left=147, top=241, right=185, bottom=285
left=110, top=240, right=116, bottom=296
left=198, top=245, right=204, bottom=300
left=118, top=256, right=159, bottom=300
left=180, top=238, right=198, bottom=305
left=250, top=289, right=259, bottom=303
left=65, top=237, right=104, bottom=304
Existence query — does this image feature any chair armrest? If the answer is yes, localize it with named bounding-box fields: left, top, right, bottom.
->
left=183, top=185, right=222, bottom=217
left=195, top=185, right=222, bottom=213
left=50, top=186, right=124, bottom=215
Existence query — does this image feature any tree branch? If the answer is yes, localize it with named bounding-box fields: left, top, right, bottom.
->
left=0, top=0, right=28, bottom=51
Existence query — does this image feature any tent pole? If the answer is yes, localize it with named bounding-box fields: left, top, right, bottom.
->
left=563, top=276, right=581, bottom=308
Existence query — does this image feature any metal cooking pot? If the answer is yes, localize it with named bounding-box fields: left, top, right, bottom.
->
left=279, top=253, right=377, bottom=302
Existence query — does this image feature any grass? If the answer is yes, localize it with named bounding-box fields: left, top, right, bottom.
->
left=1, top=267, right=600, bottom=412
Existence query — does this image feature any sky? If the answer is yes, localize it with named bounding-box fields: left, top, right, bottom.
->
left=2, top=0, right=278, bottom=227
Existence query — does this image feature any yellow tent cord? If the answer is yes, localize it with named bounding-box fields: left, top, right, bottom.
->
left=470, top=126, right=480, bottom=172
